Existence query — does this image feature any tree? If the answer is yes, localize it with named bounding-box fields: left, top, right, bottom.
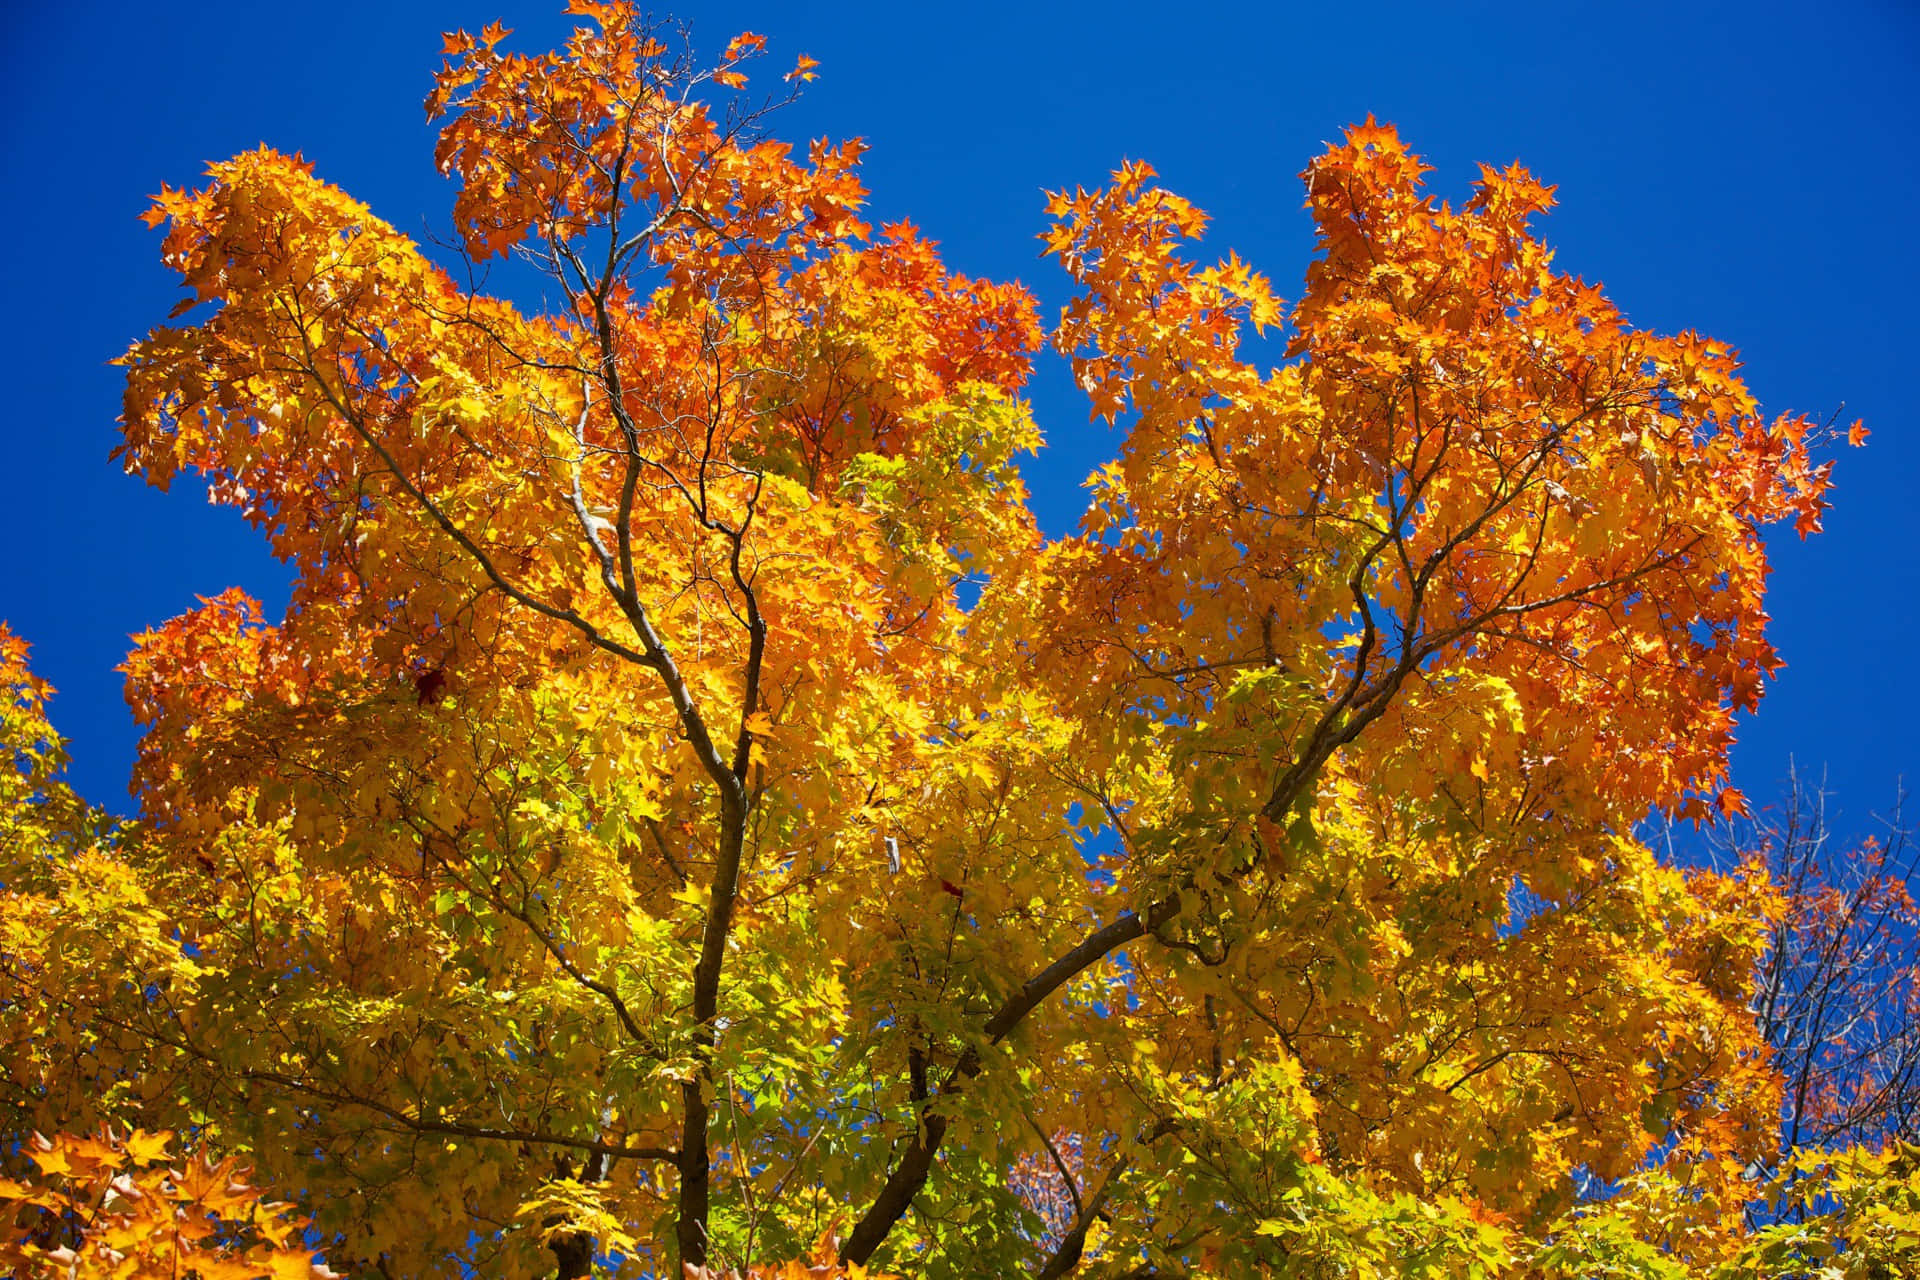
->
left=1727, top=771, right=1920, bottom=1176
left=0, top=3, right=1871, bottom=1276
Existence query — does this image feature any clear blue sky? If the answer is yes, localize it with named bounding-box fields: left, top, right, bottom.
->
left=3, top=1, right=1914, bottom=831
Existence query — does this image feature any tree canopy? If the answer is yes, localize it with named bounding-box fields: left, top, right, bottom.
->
left=2, top=4, right=1911, bottom=1277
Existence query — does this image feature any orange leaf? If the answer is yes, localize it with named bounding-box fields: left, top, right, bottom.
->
left=123, top=1130, right=175, bottom=1167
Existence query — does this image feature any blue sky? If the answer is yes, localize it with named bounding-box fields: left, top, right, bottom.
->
left=3, top=1, right=1915, bottom=831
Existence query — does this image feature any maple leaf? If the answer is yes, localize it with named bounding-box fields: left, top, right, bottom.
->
left=724, top=31, right=767, bottom=61
left=122, top=1129, right=174, bottom=1166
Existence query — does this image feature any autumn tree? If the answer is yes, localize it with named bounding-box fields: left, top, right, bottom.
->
left=1721, top=771, right=1920, bottom=1178
left=0, top=3, right=1887, bottom=1276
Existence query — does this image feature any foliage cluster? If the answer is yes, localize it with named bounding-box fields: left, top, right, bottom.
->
left=2, top=5, right=1913, bottom=1277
